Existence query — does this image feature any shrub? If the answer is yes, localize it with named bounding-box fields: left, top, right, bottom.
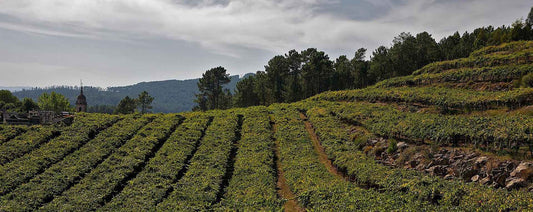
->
left=387, top=139, right=398, bottom=154
left=521, top=72, right=533, bottom=88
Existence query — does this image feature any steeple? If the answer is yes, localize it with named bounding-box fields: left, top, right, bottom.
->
left=75, top=80, right=87, bottom=112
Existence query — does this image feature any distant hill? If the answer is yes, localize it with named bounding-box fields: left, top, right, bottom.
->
left=0, top=87, right=32, bottom=92
left=12, top=75, right=245, bottom=113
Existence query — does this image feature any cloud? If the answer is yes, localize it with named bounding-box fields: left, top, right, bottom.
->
left=0, top=0, right=530, bottom=58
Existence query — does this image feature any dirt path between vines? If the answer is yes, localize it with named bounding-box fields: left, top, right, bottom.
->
left=271, top=119, right=305, bottom=212
left=299, top=113, right=348, bottom=181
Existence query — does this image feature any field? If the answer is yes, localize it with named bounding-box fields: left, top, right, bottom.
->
left=1, top=41, right=533, bottom=211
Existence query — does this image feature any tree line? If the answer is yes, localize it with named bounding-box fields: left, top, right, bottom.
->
left=0, top=90, right=155, bottom=115
left=194, top=9, right=533, bottom=111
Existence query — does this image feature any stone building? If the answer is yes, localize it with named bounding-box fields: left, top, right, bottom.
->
left=75, top=85, right=87, bottom=112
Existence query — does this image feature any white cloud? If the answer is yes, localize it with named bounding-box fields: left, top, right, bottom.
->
left=0, top=0, right=530, bottom=58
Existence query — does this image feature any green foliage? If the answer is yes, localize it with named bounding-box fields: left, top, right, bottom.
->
left=324, top=101, right=533, bottom=150
left=0, top=90, right=21, bottom=112
left=41, top=114, right=182, bottom=211
left=233, top=76, right=260, bottom=107
left=0, top=113, right=118, bottom=196
left=521, top=72, right=533, bottom=87
left=87, top=104, right=116, bottom=114
left=312, top=86, right=533, bottom=112
left=217, top=107, right=280, bottom=210
left=0, top=126, right=59, bottom=165
left=387, top=139, right=398, bottom=154
left=20, top=98, right=39, bottom=112
left=0, top=115, right=151, bottom=211
left=375, top=64, right=533, bottom=88
left=0, top=90, right=19, bottom=105
left=304, top=106, right=533, bottom=210
left=195, top=66, right=232, bottom=111
left=0, top=126, right=27, bottom=144
left=114, top=96, right=136, bottom=114
left=137, top=91, right=154, bottom=114
left=37, top=91, right=71, bottom=113
left=269, top=105, right=434, bottom=210
left=101, top=114, right=211, bottom=210
left=156, top=111, right=240, bottom=210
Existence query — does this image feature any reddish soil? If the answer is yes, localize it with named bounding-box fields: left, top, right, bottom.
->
left=271, top=120, right=305, bottom=212
left=299, top=113, right=348, bottom=181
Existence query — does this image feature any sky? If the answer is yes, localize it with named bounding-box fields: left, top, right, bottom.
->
left=0, top=0, right=531, bottom=88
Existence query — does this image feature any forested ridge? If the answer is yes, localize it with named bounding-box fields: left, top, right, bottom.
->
left=11, top=75, right=243, bottom=113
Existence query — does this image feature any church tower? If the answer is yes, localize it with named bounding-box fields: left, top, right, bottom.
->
left=75, top=80, right=87, bottom=112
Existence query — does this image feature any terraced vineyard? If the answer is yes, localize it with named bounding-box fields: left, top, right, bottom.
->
left=1, top=41, right=533, bottom=211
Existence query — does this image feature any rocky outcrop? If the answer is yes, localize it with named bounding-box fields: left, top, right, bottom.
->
left=365, top=138, right=533, bottom=191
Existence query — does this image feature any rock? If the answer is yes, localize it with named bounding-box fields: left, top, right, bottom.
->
left=433, top=154, right=443, bottom=159
left=475, top=156, right=488, bottom=167
left=406, top=160, right=418, bottom=169
left=492, top=171, right=509, bottom=187
left=510, top=162, right=533, bottom=181
left=466, top=153, right=478, bottom=160
left=368, top=139, right=379, bottom=146
left=396, top=142, right=408, bottom=150
left=506, top=178, right=526, bottom=190
left=501, top=161, right=516, bottom=172
left=433, top=157, right=450, bottom=166
left=471, top=175, right=480, bottom=182
left=479, top=177, right=492, bottom=185
left=455, top=159, right=478, bottom=181
left=426, top=165, right=448, bottom=177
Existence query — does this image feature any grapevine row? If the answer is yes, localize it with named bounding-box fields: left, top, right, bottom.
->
left=0, top=126, right=60, bottom=165
left=39, top=114, right=182, bottom=211
left=156, top=111, right=241, bottom=211
left=374, top=64, right=533, bottom=88
left=0, top=125, right=28, bottom=145
left=311, top=86, right=533, bottom=111
left=0, top=115, right=152, bottom=211
left=304, top=105, right=533, bottom=210
left=100, top=113, right=212, bottom=211
left=413, top=46, right=533, bottom=75
left=312, top=101, right=533, bottom=154
left=215, top=107, right=281, bottom=211
left=0, top=113, right=119, bottom=196
left=269, top=104, right=434, bottom=210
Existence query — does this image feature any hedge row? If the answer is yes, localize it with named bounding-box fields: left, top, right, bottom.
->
left=40, top=114, right=182, bottom=211
left=311, top=101, right=533, bottom=151
left=269, top=104, right=432, bottom=210
left=0, top=125, right=28, bottom=145
left=311, top=86, right=533, bottom=111
left=0, top=115, right=152, bottom=211
left=0, top=126, right=60, bottom=165
left=413, top=47, right=533, bottom=75
left=156, top=111, right=240, bottom=211
left=0, top=113, right=119, bottom=196
left=101, top=114, right=211, bottom=211
left=305, top=106, right=533, bottom=210
left=216, top=107, right=281, bottom=211
left=374, top=64, right=533, bottom=88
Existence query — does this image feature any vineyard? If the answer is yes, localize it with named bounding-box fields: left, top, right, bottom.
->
left=1, top=41, right=533, bottom=211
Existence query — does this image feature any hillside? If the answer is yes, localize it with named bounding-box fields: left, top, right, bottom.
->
left=1, top=41, right=533, bottom=211
left=12, top=75, right=245, bottom=113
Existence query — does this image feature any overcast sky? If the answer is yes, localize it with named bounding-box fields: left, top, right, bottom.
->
left=0, top=0, right=531, bottom=87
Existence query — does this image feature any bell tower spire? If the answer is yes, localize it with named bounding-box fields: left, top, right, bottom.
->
left=75, top=79, right=87, bottom=112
